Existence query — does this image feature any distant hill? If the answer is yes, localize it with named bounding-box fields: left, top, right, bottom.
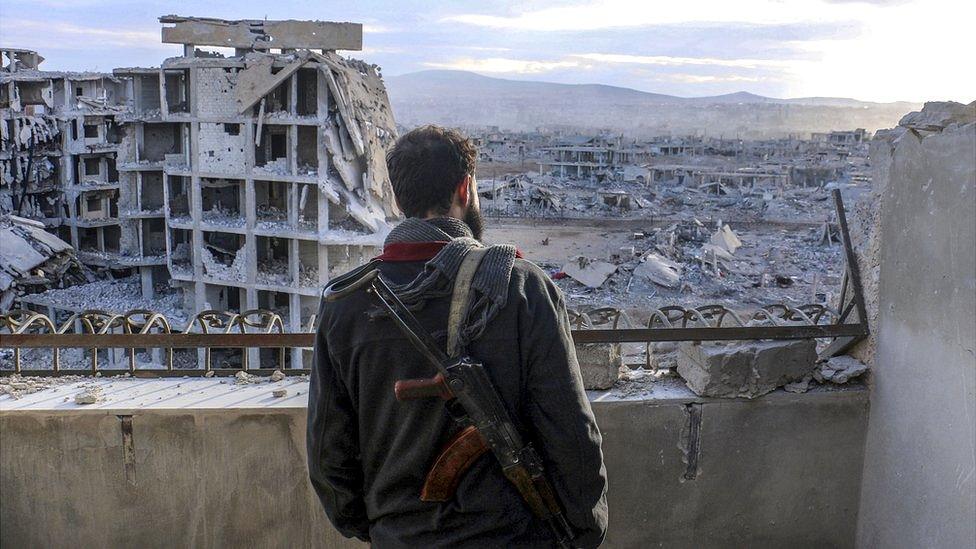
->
left=384, top=70, right=920, bottom=137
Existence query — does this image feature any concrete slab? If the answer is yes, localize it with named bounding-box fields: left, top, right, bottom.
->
left=0, top=376, right=311, bottom=412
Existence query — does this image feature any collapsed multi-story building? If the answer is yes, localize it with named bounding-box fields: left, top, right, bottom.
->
left=1, top=16, right=399, bottom=367
left=1, top=48, right=128, bottom=264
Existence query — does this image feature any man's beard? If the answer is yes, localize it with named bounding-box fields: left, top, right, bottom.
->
left=463, top=204, right=485, bottom=241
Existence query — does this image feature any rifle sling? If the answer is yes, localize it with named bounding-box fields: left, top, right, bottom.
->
left=446, top=247, right=488, bottom=358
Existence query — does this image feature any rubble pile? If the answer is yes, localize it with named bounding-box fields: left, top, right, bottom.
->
left=16, top=275, right=186, bottom=323
left=543, top=220, right=843, bottom=312
left=0, top=215, right=90, bottom=311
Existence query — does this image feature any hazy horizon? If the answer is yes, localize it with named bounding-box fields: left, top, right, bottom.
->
left=1, top=0, right=972, bottom=104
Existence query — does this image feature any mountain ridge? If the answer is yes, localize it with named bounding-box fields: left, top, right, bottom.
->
left=386, top=70, right=918, bottom=108
left=384, top=70, right=922, bottom=137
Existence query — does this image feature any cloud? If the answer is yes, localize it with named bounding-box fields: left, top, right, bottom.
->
left=572, top=53, right=791, bottom=69
left=423, top=57, right=584, bottom=74
left=443, top=0, right=872, bottom=32
left=421, top=51, right=790, bottom=79
left=783, top=0, right=976, bottom=102
left=658, top=73, right=764, bottom=84
left=363, top=24, right=396, bottom=34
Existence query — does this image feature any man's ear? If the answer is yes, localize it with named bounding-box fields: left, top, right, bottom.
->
left=456, top=175, right=471, bottom=206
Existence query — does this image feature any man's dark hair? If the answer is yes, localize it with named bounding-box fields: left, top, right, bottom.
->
left=386, top=125, right=477, bottom=218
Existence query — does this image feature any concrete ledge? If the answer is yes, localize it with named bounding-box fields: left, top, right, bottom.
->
left=0, top=378, right=868, bottom=548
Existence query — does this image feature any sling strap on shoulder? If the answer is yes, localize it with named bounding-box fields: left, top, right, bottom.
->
left=446, top=247, right=488, bottom=358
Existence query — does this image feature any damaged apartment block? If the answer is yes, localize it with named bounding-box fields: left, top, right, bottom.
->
left=1, top=17, right=399, bottom=368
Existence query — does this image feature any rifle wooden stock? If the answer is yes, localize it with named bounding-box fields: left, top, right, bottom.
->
left=420, top=426, right=490, bottom=502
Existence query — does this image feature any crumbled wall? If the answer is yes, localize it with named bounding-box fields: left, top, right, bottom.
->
left=196, top=68, right=240, bottom=118
left=197, top=122, right=246, bottom=173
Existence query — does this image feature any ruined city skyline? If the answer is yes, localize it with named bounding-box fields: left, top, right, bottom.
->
left=1, top=1, right=973, bottom=103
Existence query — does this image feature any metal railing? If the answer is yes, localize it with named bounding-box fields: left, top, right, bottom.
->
left=0, top=190, right=868, bottom=377
left=1, top=308, right=288, bottom=375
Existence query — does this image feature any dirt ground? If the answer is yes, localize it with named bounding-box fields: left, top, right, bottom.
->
left=485, top=221, right=640, bottom=264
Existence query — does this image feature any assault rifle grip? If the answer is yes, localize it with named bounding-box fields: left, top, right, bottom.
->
left=394, top=373, right=453, bottom=401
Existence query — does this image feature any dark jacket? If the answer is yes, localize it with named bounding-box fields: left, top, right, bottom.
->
left=307, top=256, right=608, bottom=548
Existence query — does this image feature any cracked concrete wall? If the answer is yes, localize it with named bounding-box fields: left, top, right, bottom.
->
left=197, top=122, right=246, bottom=173
left=856, top=102, right=976, bottom=549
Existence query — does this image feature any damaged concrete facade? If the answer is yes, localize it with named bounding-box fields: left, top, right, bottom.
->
left=1, top=48, right=128, bottom=272
left=3, top=17, right=398, bottom=368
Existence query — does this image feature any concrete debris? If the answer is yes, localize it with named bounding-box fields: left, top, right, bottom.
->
left=201, top=245, right=247, bottom=282
left=0, top=215, right=90, bottom=312
left=676, top=339, right=818, bottom=398
left=574, top=343, right=622, bottom=390
left=74, top=385, right=104, bottom=404
left=816, top=355, right=869, bottom=384
left=269, top=369, right=286, bottom=382
left=271, top=388, right=288, bottom=398
left=709, top=224, right=742, bottom=255
left=633, top=252, right=682, bottom=288
left=0, top=374, right=87, bottom=398
left=234, top=371, right=258, bottom=385
left=561, top=257, right=617, bottom=288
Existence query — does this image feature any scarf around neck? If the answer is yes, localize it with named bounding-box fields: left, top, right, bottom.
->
left=377, top=217, right=518, bottom=351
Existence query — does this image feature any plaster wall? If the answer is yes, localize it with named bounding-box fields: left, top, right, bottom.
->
left=856, top=119, right=976, bottom=548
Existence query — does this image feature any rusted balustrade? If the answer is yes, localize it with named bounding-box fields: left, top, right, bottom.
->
left=0, top=302, right=866, bottom=376
left=0, top=308, right=287, bottom=375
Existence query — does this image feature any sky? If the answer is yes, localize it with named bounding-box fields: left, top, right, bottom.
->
left=0, top=0, right=972, bottom=103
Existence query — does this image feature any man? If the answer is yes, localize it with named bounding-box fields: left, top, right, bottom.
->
left=307, top=125, right=608, bottom=547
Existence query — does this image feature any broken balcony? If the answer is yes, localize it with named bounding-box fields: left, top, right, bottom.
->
left=139, top=218, right=167, bottom=259
left=14, top=80, right=52, bottom=113
left=138, top=172, right=164, bottom=214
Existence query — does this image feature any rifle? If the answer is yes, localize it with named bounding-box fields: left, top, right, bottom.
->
left=323, top=259, right=575, bottom=548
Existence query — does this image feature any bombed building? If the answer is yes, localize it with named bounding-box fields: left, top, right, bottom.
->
left=1, top=17, right=398, bottom=367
